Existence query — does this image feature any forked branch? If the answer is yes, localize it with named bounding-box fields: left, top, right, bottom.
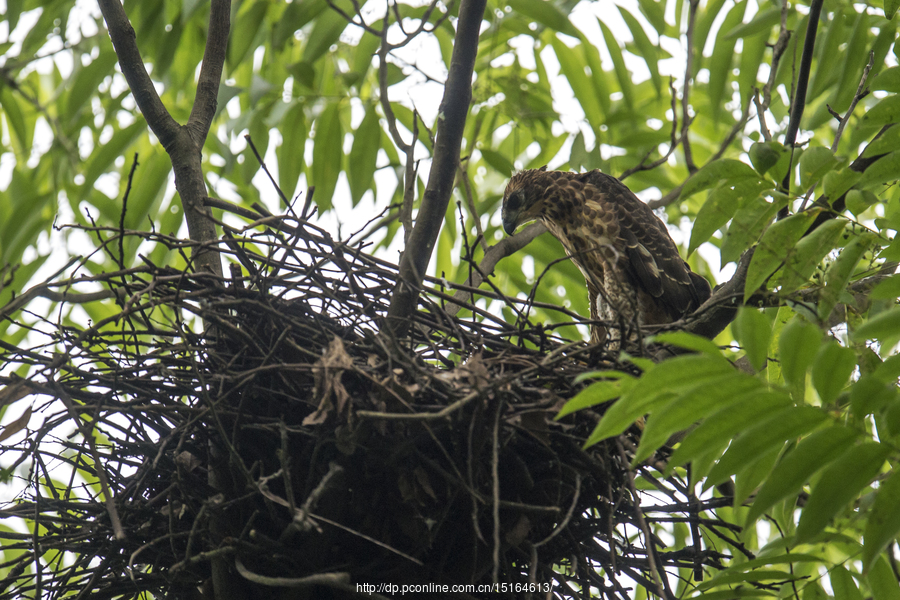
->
left=96, top=0, right=229, bottom=277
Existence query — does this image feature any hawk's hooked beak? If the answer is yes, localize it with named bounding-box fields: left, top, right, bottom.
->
left=502, top=211, right=519, bottom=236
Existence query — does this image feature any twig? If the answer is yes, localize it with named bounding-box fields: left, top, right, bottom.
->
left=459, top=162, right=488, bottom=251
left=445, top=222, right=547, bottom=317
left=831, top=51, right=874, bottom=152
left=400, top=111, right=420, bottom=245
left=620, top=78, right=681, bottom=181
left=243, top=134, right=292, bottom=212
left=534, top=473, right=581, bottom=548
left=618, top=440, right=672, bottom=600
left=118, top=153, right=140, bottom=270
left=761, top=2, right=791, bottom=112
left=753, top=88, right=772, bottom=141
left=778, top=0, right=824, bottom=220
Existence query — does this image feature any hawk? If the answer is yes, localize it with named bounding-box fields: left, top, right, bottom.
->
left=501, top=167, right=711, bottom=348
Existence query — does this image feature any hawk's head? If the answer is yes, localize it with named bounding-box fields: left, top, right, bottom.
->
left=501, top=166, right=550, bottom=235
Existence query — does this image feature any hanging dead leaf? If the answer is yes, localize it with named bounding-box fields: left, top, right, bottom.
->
left=0, top=405, right=32, bottom=443
left=0, top=380, right=31, bottom=410
left=303, top=336, right=354, bottom=426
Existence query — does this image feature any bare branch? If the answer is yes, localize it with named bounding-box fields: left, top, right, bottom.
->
left=97, top=0, right=226, bottom=277
left=186, top=0, right=231, bottom=144
left=459, top=162, right=488, bottom=252
left=753, top=88, right=772, bottom=141
left=96, top=0, right=179, bottom=147
left=445, top=222, right=547, bottom=317
left=761, top=3, right=791, bottom=112
left=400, top=112, right=420, bottom=244
left=831, top=52, right=874, bottom=152
left=385, top=0, right=487, bottom=337
left=778, top=0, right=824, bottom=220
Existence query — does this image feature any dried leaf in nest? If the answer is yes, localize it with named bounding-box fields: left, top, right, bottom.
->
left=303, top=336, right=354, bottom=426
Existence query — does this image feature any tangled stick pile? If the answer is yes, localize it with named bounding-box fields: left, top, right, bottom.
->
left=0, top=203, right=742, bottom=599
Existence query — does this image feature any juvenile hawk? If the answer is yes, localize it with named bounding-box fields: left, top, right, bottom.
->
left=501, top=167, right=710, bottom=347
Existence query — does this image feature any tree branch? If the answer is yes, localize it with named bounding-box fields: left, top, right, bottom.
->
left=446, top=222, right=547, bottom=317
left=97, top=0, right=226, bottom=277
left=384, top=0, right=487, bottom=337
left=96, top=0, right=179, bottom=148
left=186, top=0, right=230, bottom=144
left=778, top=0, right=824, bottom=219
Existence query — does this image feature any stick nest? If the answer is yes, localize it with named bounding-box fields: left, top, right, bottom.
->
left=0, top=205, right=738, bottom=599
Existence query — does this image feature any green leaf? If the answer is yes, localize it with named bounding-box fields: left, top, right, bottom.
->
left=697, top=568, right=801, bottom=590
left=229, top=1, right=268, bottom=69
left=65, top=51, right=118, bottom=122
left=733, top=445, right=780, bottom=507
left=745, top=426, right=859, bottom=526
left=845, top=190, right=880, bottom=216
left=617, top=6, right=661, bottom=95
left=557, top=375, right=637, bottom=419
left=871, top=66, right=900, bottom=93
left=277, top=103, right=307, bottom=201
left=796, top=442, right=890, bottom=543
left=585, top=354, right=733, bottom=446
left=820, top=232, right=875, bottom=320
left=869, top=274, right=900, bottom=300
left=823, top=168, right=863, bottom=201
left=274, top=0, right=328, bottom=50
left=648, top=331, right=724, bottom=356
left=508, top=0, right=578, bottom=36
left=830, top=566, right=865, bottom=600
left=597, top=18, right=635, bottom=109
left=80, top=121, right=146, bottom=201
left=745, top=211, right=818, bottom=302
left=122, top=150, right=170, bottom=231
left=778, top=317, right=823, bottom=391
left=721, top=194, right=787, bottom=266
left=302, top=0, right=351, bottom=63
left=634, top=372, right=760, bottom=464
left=705, top=406, right=828, bottom=488
left=850, top=375, right=898, bottom=418
left=0, top=86, right=30, bottom=157
left=831, top=12, right=869, bottom=114
left=551, top=38, right=606, bottom=128
left=668, top=390, right=792, bottom=472
left=852, top=306, right=900, bottom=342
left=860, top=96, right=900, bottom=131
left=707, top=1, right=746, bottom=122
left=681, top=159, right=763, bottom=199
left=348, top=107, right=380, bottom=205
left=811, top=341, right=856, bottom=404
left=724, top=6, right=781, bottom=40
left=481, top=149, right=515, bottom=176
left=778, top=219, right=847, bottom=295
left=749, top=141, right=788, bottom=176
left=732, top=307, right=770, bottom=371
left=863, top=467, right=900, bottom=571
left=886, top=0, right=900, bottom=19
left=858, top=151, right=900, bottom=190
left=689, top=177, right=773, bottom=256
left=798, top=146, right=840, bottom=190
left=868, top=556, right=900, bottom=600
left=311, top=103, right=343, bottom=210
left=637, top=0, right=666, bottom=34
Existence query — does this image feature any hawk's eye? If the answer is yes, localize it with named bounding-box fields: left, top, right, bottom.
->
left=506, top=191, right=523, bottom=211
